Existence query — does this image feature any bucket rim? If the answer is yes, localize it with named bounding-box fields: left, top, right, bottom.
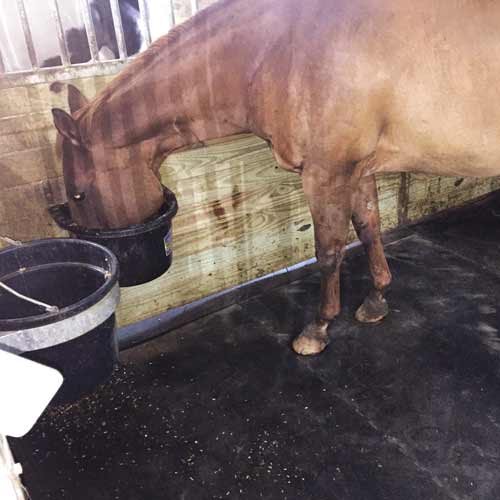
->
left=49, top=186, right=178, bottom=239
left=0, top=238, right=119, bottom=332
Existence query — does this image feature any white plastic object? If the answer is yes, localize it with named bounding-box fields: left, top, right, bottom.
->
left=0, top=435, right=24, bottom=499
left=0, top=350, right=63, bottom=438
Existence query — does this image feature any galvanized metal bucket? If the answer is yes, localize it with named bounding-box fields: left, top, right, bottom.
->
left=0, top=239, right=120, bottom=405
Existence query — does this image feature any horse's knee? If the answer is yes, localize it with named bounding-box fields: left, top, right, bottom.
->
left=316, top=246, right=345, bottom=274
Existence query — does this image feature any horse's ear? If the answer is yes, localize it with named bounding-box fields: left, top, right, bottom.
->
left=52, top=108, right=82, bottom=148
left=67, top=84, right=88, bottom=114
left=49, top=82, right=88, bottom=115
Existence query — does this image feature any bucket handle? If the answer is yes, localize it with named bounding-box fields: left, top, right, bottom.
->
left=0, top=281, right=59, bottom=314
left=0, top=236, right=23, bottom=247
left=0, top=236, right=59, bottom=313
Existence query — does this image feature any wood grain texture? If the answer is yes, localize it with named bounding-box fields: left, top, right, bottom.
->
left=118, top=135, right=315, bottom=324
left=0, top=74, right=499, bottom=325
left=0, top=177, right=67, bottom=250
left=406, top=174, right=500, bottom=222
left=0, top=76, right=111, bottom=119
left=117, top=136, right=403, bottom=325
left=0, top=76, right=114, bottom=190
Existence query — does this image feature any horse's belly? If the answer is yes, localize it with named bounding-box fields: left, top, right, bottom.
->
left=374, top=107, right=500, bottom=178
left=375, top=138, right=500, bottom=178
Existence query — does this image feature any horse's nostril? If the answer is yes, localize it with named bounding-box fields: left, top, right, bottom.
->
left=73, top=192, right=86, bottom=201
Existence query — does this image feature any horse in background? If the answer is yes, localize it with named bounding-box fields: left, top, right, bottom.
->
left=42, top=0, right=143, bottom=67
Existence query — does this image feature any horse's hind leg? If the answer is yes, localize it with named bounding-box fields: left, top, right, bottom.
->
left=351, top=175, right=392, bottom=323
left=292, top=166, right=353, bottom=356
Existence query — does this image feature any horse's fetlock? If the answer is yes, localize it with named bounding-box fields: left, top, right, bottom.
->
left=373, top=268, right=392, bottom=291
left=377, top=274, right=392, bottom=291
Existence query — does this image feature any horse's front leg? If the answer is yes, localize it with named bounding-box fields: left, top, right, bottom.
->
left=292, top=167, right=354, bottom=356
left=351, top=175, right=392, bottom=323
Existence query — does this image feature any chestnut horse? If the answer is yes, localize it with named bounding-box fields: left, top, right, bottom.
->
left=52, top=0, right=500, bottom=355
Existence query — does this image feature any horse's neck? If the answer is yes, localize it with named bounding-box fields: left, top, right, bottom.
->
left=82, top=0, right=287, bottom=153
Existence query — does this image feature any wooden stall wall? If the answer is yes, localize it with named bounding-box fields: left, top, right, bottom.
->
left=1, top=75, right=499, bottom=327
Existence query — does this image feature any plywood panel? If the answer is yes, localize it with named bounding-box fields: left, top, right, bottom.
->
left=0, top=127, right=57, bottom=156
left=0, top=177, right=67, bottom=250
left=118, top=136, right=316, bottom=324
left=0, top=145, right=61, bottom=189
left=376, top=173, right=401, bottom=231
left=0, top=75, right=113, bottom=119
left=406, top=174, right=500, bottom=222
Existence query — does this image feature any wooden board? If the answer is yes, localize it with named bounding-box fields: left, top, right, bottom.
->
left=117, top=136, right=403, bottom=325
left=405, top=174, right=500, bottom=222
left=119, top=135, right=314, bottom=324
left=0, top=76, right=114, bottom=190
left=0, top=177, right=67, bottom=249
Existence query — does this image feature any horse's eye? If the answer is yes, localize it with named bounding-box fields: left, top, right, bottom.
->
left=73, top=192, right=86, bottom=201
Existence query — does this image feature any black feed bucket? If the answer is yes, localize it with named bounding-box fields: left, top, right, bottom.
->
left=0, top=239, right=120, bottom=405
left=49, top=186, right=178, bottom=287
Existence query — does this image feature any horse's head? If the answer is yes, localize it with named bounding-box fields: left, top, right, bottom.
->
left=51, top=85, right=164, bottom=229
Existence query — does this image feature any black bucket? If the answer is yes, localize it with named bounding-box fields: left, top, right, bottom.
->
left=49, top=186, right=178, bottom=287
left=0, top=239, right=120, bottom=405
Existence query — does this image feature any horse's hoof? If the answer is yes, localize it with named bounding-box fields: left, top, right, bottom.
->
left=355, top=290, right=389, bottom=324
left=292, top=334, right=328, bottom=355
left=292, top=321, right=329, bottom=356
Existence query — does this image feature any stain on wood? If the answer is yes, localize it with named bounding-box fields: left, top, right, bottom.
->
left=397, top=173, right=410, bottom=225
left=405, top=174, right=500, bottom=222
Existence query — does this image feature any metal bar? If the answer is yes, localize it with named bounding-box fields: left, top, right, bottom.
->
left=138, top=0, right=152, bottom=46
left=0, top=281, right=59, bottom=313
left=117, top=255, right=321, bottom=351
left=16, top=0, right=38, bottom=69
left=50, top=0, right=70, bottom=66
left=168, top=0, right=176, bottom=29
left=190, top=0, right=199, bottom=15
left=109, top=0, right=127, bottom=59
left=79, top=0, right=99, bottom=62
left=0, top=236, right=22, bottom=246
left=0, top=46, right=5, bottom=74
left=0, top=60, right=130, bottom=89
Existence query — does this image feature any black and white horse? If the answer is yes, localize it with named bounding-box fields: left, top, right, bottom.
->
left=0, top=0, right=144, bottom=71
left=42, top=0, right=143, bottom=67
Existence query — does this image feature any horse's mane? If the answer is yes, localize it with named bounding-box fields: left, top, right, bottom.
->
left=80, top=0, right=239, bottom=127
